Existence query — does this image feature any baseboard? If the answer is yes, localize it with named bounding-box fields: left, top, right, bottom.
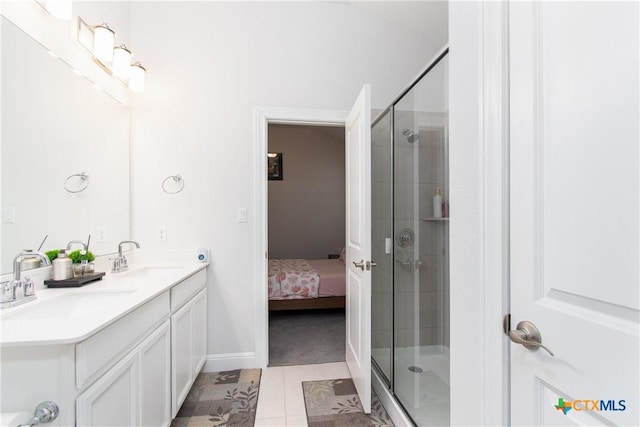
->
left=372, top=367, right=414, bottom=427
left=202, top=352, right=259, bottom=372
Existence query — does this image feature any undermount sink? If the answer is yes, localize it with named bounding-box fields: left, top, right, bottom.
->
left=1, top=290, right=136, bottom=321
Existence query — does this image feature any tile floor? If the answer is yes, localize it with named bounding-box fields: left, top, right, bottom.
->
left=255, top=362, right=352, bottom=426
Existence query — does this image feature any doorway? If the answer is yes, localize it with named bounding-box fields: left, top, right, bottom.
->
left=266, top=123, right=347, bottom=367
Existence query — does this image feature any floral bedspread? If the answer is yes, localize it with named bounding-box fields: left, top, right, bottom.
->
left=268, top=259, right=320, bottom=300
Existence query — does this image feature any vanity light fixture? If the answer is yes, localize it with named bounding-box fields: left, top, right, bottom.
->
left=93, top=23, right=115, bottom=62
left=112, top=45, right=132, bottom=79
left=267, top=153, right=278, bottom=158
left=128, top=62, right=146, bottom=93
left=76, top=18, right=147, bottom=93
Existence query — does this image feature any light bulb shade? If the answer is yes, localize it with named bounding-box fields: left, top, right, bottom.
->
left=112, top=45, right=132, bottom=79
left=129, top=62, right=146, bottom=92
left=93, top=24, right=114, bottom=62
left=44, top=0, right=72, bottom=19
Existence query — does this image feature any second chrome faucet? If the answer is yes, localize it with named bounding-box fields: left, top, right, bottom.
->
left=111, top=240, right=140, bottom=273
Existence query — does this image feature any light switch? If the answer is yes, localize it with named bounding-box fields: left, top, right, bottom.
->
left=237, top=208, right=248, bottom=223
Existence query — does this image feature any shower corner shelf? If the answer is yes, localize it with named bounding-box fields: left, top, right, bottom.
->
left=421, top=217, right=450, bottom=221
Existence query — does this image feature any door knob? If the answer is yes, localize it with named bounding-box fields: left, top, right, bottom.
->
left=506, top=319, right=554, bottom=356
left=352, top=260, right=365, bottom=270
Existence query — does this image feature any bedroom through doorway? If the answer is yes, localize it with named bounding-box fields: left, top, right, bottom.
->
left=267, top=123, right=347, bottom=367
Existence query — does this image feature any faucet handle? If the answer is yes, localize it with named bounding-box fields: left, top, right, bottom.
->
left=23, top=277, right=35, bottom=297
left=1, top=281, right=13, bottom=303
left=10, top=279, right=22, bottom=300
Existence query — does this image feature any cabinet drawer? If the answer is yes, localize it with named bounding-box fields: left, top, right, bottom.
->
left=76, top=291, right=170, bottom=389
left=170, top=269, right=206, bottom=312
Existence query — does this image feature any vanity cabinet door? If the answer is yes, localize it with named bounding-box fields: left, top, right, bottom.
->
left=192, top=289, right=207, bottom=378
left=171, top=297, right=193, bottom=418
left=76, top=349, right=139, bottom=426
left=171, top=288, right=207, bottom=418
left=139, top=320, right=171, bottom=427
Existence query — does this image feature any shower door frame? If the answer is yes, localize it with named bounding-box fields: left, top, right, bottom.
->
left=370, top=46, right=452, bottom=426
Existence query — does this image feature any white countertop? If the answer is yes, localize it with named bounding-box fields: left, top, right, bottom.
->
left=0, top=261, right=208, bottom=347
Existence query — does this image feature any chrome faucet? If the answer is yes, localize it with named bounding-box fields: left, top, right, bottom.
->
left=66, top=240, right=88, bottom=251
left=1, top=250, right=51, bottom=309
left=112, top=240, right=140, bottom=273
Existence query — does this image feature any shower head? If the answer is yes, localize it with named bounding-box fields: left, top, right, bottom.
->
left=402, top=128, right=419, bottom=143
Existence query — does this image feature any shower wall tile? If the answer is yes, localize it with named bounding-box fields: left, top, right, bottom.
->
left=419, top=145, right=445, bottom=185
left=394, top=263, right=416, bottom=293
left=373, top=183, right=393, bottom=221
left=372, top=328, right=392, bottom=352
left=373, top=293, right=392, bottom=326
left=395, top=328, right=419, bottom=348
left=420, top=255, right=444, bottom=292
left=420, top=126, right=446, bottom=150
left=418, top=291, right=441, bottom=328
left=372, top=145, right=392, bottom=183
left=420, top=327, right=438, bottom=347
left=394, top=145, right=417, bottom=185
left=394, top=183, right=418, bottom=221
left=419, top=223, right=446, bottom=257
left=394, top=291, right=417, bottom=330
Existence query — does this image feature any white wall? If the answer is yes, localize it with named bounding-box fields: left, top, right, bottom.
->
left=129, top=1, right=448, bottom=368
left=268, top=124, right=345, bottom=260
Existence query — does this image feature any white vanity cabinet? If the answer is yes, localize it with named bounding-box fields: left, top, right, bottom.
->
left=170, top=270, right=207, bottom=417
left=76, top=320, right=171, bottom=427
left=0, top=265, right=208, bottom=427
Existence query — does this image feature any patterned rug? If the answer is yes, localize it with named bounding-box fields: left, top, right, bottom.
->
left=303, top=379, right=395, bottom=426
left=171, top=369, right=261, bottom=427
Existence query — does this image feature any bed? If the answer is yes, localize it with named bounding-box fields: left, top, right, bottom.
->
left=268, top=257, right=346, bottom=311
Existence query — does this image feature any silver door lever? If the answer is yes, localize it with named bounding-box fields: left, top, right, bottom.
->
left=352, top=260, right=365, bottom=270
left=506, top=319, right=554, bottom=356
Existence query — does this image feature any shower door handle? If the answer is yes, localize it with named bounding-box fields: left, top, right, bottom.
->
left=353, top=260, right=365, bottom=270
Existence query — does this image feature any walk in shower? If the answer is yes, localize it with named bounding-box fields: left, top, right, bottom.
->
left=372, top=50, right=449, bottom=426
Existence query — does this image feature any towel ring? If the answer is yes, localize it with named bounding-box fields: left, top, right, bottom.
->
left=162, top=175, right=184, bottom=194
left=64, top=172, right=89, bottom=193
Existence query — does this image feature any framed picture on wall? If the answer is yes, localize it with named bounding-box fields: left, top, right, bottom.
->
left=267, top=152, right=283, bottom=180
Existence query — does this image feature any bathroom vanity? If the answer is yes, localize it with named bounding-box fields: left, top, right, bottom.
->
left=0, top=262, right=207, bottom=426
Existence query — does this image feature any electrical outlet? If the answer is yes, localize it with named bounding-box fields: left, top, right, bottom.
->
left=157, top=226, right=167, bottom=241
left=96, top=226, right=107, bottom=242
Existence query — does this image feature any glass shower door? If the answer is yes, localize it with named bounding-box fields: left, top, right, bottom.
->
left=393, top=54, right=449, bottom=426
left=371, top=109, right=393, bottom=385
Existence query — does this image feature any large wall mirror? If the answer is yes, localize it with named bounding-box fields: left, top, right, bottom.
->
left=1, top=16, right=131, bottom=274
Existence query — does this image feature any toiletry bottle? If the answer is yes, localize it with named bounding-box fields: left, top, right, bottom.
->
left=433, top=187, right=443, bottom=218
left=442, top=200, right=449, bottom=218
left=52, top=249, right=73, bottom=280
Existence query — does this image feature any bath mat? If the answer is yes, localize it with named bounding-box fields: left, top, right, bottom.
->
left=171, top=369, right=261, bottom=427
left=302, top=378, right=394, bottom=426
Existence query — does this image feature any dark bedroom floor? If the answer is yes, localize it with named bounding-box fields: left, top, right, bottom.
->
left=268, top=308, right=345, bottom=366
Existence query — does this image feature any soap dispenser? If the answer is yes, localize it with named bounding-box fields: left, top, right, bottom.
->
left=433, top=187, right=443, bottom=218
left=52, top=249, right=73, bottom=280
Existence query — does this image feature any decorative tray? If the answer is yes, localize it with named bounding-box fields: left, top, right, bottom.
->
left=44, top=272, right=106, bottom=288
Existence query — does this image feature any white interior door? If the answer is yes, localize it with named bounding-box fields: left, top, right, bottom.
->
left=509, top=2, right=639, bottom=425
left=345, top=84, right=372, bottom=413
